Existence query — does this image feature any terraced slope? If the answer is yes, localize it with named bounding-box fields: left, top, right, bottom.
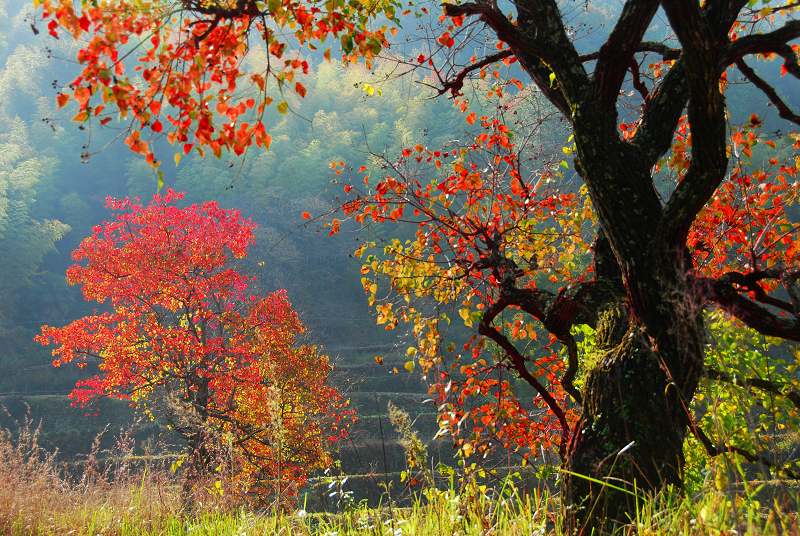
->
left=0, top=343, right=448, bottom=503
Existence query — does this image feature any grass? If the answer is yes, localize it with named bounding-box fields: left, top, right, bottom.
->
left=0, top=418, right=797, bottom=535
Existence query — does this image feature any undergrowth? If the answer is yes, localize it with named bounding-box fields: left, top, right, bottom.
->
left=0, top=415, right=797, bottom=535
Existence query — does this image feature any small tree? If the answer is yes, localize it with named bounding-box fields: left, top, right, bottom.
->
left=36, top=190, right=352, bottom=504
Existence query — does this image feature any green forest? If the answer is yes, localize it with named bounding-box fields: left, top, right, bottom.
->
left=0, top=0, right=799, bottom=534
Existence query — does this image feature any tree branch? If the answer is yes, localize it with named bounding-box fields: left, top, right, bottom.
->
left=689, top=423, right=800, bottom=479
left=478, top=295, right=569, bottom=457
left=697, top=275, right=800, bottom=341
left=579, top=41, right=681, bottom=63
left=658, top=1, right=729, bottom=246
left=736, top=59, right=800, bottom=126
left=629, top=58, right=649, bottom=101
left=442, top=1, right=572, bottom=115
left=593, top=0, right=660, bottom=108
left=704, top=368, right=800, bottom=410
left=510, top=0, right=589, bottom=110
left=502, top=279, right=623, bottom=405
left=436, top=50, right=513, bottom=97
left=630, top=60, right=689, bottom=167
left=562, top=334, right=582, bottom=405
left=631, top=0, right=748, bottom=168
left=724, top=20, right=800, bottom=77
left=181, top=0, right=265, bottom=17
left=717, top=268, right=797, bottom=313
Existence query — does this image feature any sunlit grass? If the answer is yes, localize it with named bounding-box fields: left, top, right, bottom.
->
left=4, top=474, right=798, bottom=535
left=1, top=418, right=797, bottom=535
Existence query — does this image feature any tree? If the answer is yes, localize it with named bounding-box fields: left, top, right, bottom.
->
left=422, top=3, right=800, bottom=529
left=0, top=117, right=69, bottom=346
left=342, top=109, right=800, bottom=530
left=36, top=0, right=800, bottom=530
left=35, top=190, right=352, bottom=504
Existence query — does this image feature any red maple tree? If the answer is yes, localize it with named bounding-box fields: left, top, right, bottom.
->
left=36, top=190, right=352, bottom=503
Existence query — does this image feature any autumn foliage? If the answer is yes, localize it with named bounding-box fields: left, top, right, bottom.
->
left=36, top=190, right=352, bottom=502
left=336, top=110, right=800, bottom=464
left=32, top=0, right=800, bottom=527
left=34, top=0, right=396, bottom=165
left=339, top=118, right=591, bottom=459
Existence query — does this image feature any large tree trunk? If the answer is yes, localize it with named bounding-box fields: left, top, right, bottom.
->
left=562, top=252, right=706, bottom=533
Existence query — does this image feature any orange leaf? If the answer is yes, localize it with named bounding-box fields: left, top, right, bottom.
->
left=437, top=32, right=455, bottom=48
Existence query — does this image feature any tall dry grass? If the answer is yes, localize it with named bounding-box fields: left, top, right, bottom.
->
left=0, top=412, right=797, bottom=535
left=0, top=413, right=185, bottom=534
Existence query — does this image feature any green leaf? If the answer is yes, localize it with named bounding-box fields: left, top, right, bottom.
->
left=341, top=34, right=354, bottom=54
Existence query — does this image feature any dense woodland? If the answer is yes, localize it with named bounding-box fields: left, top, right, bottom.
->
left=0, top=0, right=799, bottom=533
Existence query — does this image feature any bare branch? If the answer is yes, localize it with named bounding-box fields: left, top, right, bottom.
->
left=629, top=58, right=649, bottom=101
left=689, top=423, right=800, bottom=479
left=593, top=0, right=660, bottom=108
left=736, top=59, right=800, bottom=126
left=717, top=268, right=797, bottom=313
left=578, top=42, right=681, bottom=63
left=724, top=20, right=800, bottom=77
left=697, top=276, right=800, bottom=342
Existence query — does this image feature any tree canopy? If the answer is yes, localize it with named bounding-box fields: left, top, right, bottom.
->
left=36, top=190, right=352, bottom=502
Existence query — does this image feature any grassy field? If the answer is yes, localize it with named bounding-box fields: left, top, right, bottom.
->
left=1, top=417, right=798, bottom=535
